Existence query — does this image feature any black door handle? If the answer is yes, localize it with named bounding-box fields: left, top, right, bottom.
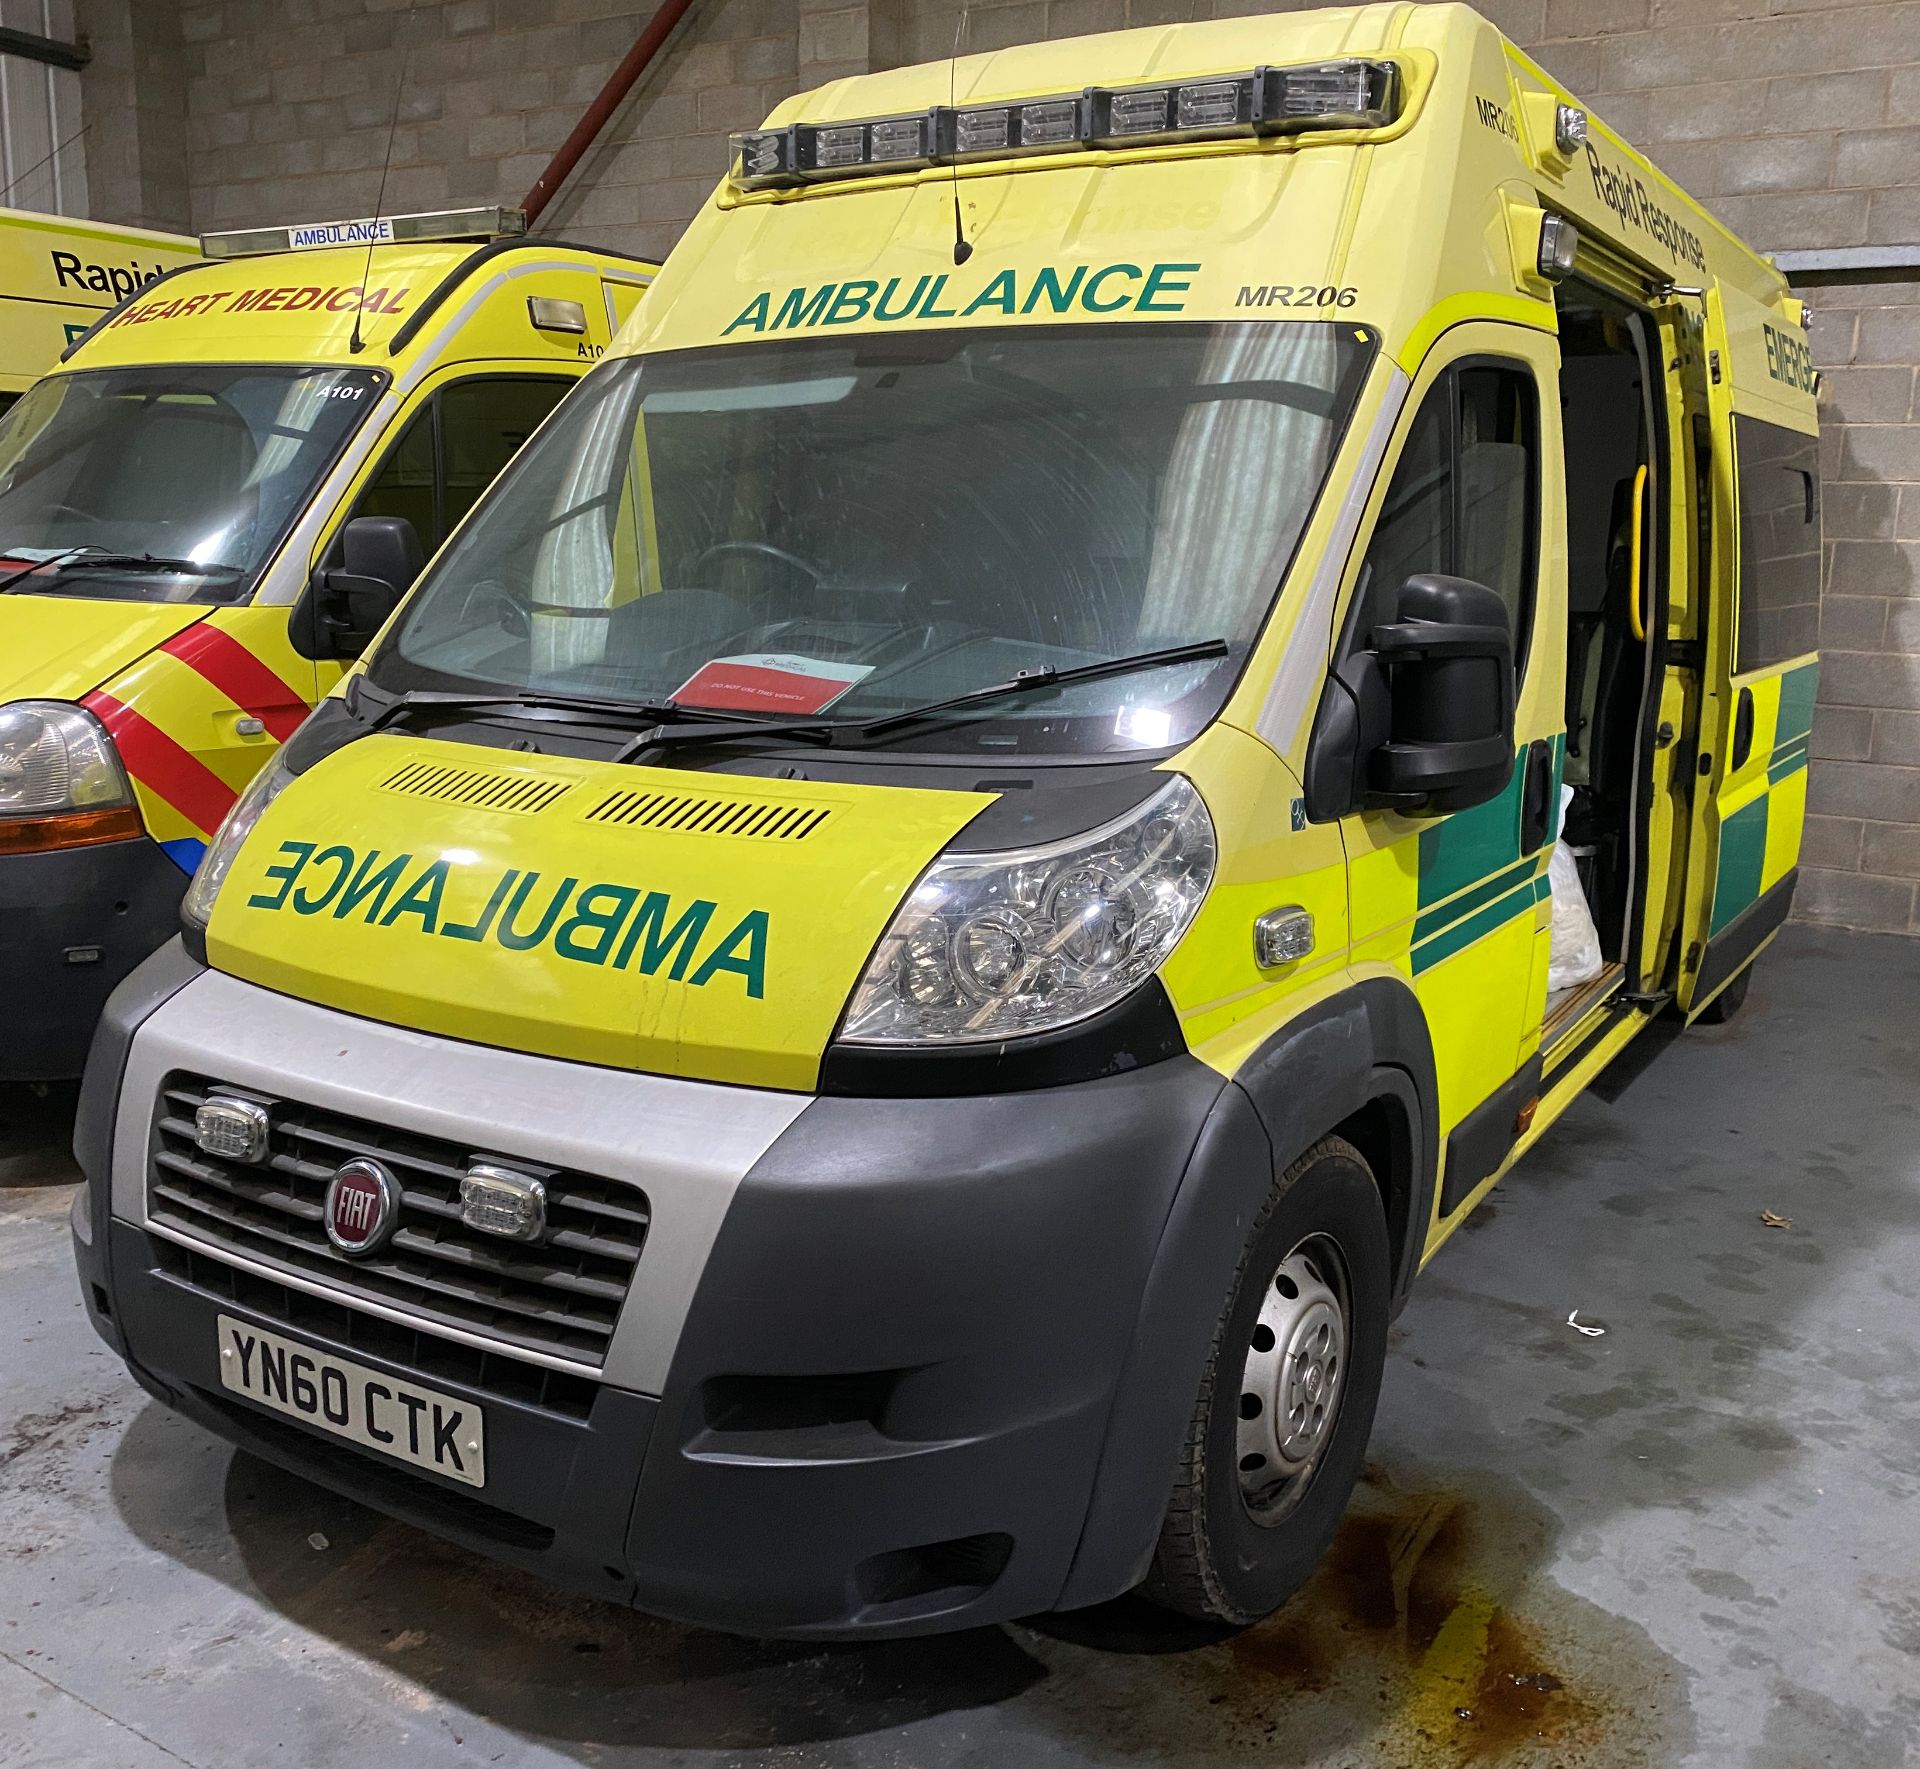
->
left=1521, top=738, right=1554, bottom=853
left=1732, top=687, right=1755, bottom=770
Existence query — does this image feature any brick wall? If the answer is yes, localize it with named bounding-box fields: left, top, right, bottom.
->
left=1795, top=274, right=1920, bottom=935
left=75, top=0, right=191, bottom=233
left=80, top=0, right=1920, bottom=932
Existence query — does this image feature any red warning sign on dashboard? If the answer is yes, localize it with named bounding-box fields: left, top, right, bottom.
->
left=673, top=653, right=872, bottom=714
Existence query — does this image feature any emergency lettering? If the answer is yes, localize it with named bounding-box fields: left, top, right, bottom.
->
left=246, top=841, right=771, bottom=997
left=50, top=250, right=171, bottom=303
left=1763, top=320, right=1817, bottom=395
left=724, top=261, right=1202, bottom=334
left=1583, top=141, right=1707, bottom=272
left=107, top=284, right=410, bottom=328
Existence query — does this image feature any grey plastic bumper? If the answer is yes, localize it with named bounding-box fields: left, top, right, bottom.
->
left=80, top=967, right=1257, bottom=1636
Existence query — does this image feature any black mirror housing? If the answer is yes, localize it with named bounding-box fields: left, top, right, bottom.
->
left=1303, top=572, right=1517, bottom=820
left=290, top=516, right=424, bottom=661
left=1367, top=573, right=1516, bottom=813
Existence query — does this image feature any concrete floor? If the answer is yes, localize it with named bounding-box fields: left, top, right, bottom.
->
left=2, top=924, right=1917, bottom=1769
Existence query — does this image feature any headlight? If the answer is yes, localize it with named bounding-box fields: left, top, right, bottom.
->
left=842, top=774, right=1215, bottom=1046
left=0, top=701, right=132, bottom=815
left=181, top=752, right=295, bottom=930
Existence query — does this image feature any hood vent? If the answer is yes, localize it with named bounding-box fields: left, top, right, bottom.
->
left=380, top=759, right=573, bottom=815
left=584, top=787, right=831, bottom=842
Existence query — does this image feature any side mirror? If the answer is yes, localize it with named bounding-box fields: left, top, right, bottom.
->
left=1367, top=573, right=1516, bottom=812
left=1303, top=573, right=1516, bottom=819
left=290, top=516, right=424, bottom=660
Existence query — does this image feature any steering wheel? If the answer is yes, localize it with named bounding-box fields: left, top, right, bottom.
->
left=687, top=540, right=826, bottom=588
left=449, top=577, right=531, bottom=640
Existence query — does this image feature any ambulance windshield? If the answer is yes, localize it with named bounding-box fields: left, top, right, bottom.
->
left=0, top=364, right=381, bottom=604
left=383, top=323, right=1373, bottom=756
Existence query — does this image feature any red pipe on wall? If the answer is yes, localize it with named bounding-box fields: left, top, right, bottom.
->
left=522, top=0, right=701, bottom=227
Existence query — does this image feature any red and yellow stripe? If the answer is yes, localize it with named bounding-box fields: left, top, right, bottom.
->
left=158, top=623, right=310, bottom=743
left=88, top=611, right=318, bottom=870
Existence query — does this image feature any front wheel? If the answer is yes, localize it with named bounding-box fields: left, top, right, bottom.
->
left=1142, top=1135, right=1392, bottom=1625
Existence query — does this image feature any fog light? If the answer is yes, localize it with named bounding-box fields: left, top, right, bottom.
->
left=461, top=1163, right=548, bottom=1242
left=195, top=1094, right=272, bottom=1165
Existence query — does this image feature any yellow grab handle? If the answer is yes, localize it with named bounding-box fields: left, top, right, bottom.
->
left=1627, top=462, right=1648, bottom=643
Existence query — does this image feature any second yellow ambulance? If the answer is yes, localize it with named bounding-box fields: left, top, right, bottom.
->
left=0, top=208, right=653, bottom=1076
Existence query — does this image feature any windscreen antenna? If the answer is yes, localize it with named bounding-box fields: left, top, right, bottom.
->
left=948, top=10, right=973, bottom=266
left=351, top=6, right=416, bottom=354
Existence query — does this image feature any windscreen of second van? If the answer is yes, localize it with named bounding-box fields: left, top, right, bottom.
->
left=0, top=365, right=382, bottom=604
left=383, top=323, right=1373, bottom=756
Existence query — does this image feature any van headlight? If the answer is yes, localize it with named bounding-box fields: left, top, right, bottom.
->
left=181, top=753, right=295, bottom=930
left=842, top=774, right=1215, bottom=1045
left=0, top=701, right=132, bottom=815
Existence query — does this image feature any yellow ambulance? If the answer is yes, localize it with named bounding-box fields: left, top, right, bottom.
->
left=0, top=205, right=199, bottom=413
left=76, top=7, right=1818, bottom=1639
left=1, top=207, right=654, bottom=1077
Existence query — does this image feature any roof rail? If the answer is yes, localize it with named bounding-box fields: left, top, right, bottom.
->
left=384, top=234, right=656, bottom=357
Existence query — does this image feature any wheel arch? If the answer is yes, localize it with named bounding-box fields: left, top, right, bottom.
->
left=1055, top=977, right=1439, bottom=1610
left=1224, top=975, right=1439, bottom=1311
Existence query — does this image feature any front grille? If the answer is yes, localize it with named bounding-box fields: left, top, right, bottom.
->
left=149, top=1075, right=648, bottom=1370
left=153, top=1239, right=598, bottom=1420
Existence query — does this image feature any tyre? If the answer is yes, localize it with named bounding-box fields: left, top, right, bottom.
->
left=1142, top=1134, right=1391, bottom=1625
left=1696, top=965, right=1751, bottom=1025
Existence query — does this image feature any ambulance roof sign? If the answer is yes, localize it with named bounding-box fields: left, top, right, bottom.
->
left=201, top=205, right=528, bottom=260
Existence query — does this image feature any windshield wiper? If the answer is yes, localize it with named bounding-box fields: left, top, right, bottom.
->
left=350, top=639, right=1229, bottom=761
left=0, top=549, right=244, bottom=593
left=55, top=552, right=245, bottom=577
left=351, top=680, right=746, bottom=736
left=0, top=547, right=94, bottom=593
left=612, top=637, right=1233, bottom=761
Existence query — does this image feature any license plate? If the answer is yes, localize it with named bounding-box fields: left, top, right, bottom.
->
left=216, top=1315, right=486, bottom=1488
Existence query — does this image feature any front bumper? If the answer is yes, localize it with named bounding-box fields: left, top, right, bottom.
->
left=0, top=834, right=184, bottom=1080
left=77, top=956, right=1242, bottom=1638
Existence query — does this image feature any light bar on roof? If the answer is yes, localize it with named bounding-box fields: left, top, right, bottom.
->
left=201, top=205, right=528, bottom=259
left=729, top=59, right=1401, bottom=190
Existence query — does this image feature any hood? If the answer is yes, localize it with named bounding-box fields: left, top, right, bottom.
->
left=205, top=734, right=994, bottom=1092
left=0, top=594, right=205, bottom=703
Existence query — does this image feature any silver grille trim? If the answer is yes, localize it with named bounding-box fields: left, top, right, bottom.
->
left=149, top=1075, right=645, bottom=1369
left=113, top=966, right=812, bottom=1397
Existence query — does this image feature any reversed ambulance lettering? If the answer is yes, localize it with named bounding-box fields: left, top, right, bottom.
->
left=724, top=261, right=1200, bottom=334
left=245, top=841, right=771, bottom=997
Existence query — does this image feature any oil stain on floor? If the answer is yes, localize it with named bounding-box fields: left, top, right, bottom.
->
left=1018, top=1463, right=1692, bottom=1767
